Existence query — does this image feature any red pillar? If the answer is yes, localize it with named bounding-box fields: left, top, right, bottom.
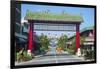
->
left=28, top=22, right=33, bottom=52
left=76, top=24, right=81, bottom=56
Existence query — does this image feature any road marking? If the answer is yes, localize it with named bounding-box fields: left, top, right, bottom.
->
left=54, top=50, right=58, bottom=63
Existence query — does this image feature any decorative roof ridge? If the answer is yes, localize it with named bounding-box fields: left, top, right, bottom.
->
left=25, top=10, right=83, bottom=22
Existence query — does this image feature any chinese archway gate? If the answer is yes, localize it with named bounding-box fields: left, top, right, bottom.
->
left=25, top=11, right=83, bottom=56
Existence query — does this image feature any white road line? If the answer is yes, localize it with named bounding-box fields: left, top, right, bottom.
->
left=54, top=50, right=58, bottom=63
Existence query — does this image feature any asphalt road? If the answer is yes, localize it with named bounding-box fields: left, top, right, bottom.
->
left=15, top=46, right=85, bottom=66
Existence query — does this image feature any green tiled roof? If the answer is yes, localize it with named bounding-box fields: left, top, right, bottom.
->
left=80, top=26, right=94, bottom=33
left=68, top=26, right=94, bottom=39
left=25, top=11, right=83, bottom=22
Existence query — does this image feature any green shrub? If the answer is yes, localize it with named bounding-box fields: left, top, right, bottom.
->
left=66, top=48, right=75, bottom=54
left=16, top=51, right=33, bottom=62
left=84, top=50, right=94, bottom=60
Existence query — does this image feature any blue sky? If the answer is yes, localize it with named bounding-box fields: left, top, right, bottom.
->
left=21, top=4, right=95, bottom=37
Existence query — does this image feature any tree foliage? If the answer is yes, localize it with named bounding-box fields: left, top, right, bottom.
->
left=67, top=37, right=76, bottom=54
left=68, top=36, right=85, bottom=54
left=39, top=33, right=50, bottom=52
left=57, top=34, right=68, bottom=51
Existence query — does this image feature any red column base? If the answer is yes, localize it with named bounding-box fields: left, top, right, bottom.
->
left=27, top=50, right=32, bottom=56
left=76, top=48, right=81, bottom=56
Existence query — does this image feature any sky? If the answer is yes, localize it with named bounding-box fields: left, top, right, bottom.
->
left=21, top=4, right=95, bottom=38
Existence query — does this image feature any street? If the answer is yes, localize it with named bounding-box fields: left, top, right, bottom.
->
left=15, top=46, right=85, bottom=66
